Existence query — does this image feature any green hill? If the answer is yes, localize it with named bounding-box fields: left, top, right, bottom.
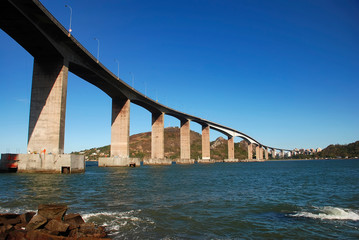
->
left=73, top=127, right=249, bottom=160
left=317, top=141, right=359, bottom=158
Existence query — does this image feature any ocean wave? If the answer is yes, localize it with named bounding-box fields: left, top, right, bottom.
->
left=291, top=206, right=359, bottom=221
left=81, top=209, right=155, bottom=236
left=0, top=206, right=36, bottom=214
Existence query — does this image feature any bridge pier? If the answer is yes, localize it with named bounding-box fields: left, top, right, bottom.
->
left=259, top=147, right=264, bottom=161
left=99, top=98, right=140, bottom=167
left=281, top=150, right=284, bottom=158
left=198, top=125, right=213, bottom=163
left=14, top=57, right=84, bottom=173
left=265, top=147, right=269, bottom=160
left=255, top=145, right=260, bottom=161
left=272, top=148, right=276, bottom=158
left=28, top=58, right=68, bottom=154
left=144, top=112, right=171, bottom=165
left=177, top=119, right=194, bottom=164
left=224, top=136, right=238, bottom=162
left=247, top=143, right=253, bottom=161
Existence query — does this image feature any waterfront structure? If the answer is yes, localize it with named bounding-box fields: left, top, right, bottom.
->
left=0, top=0, right=293, bottom=172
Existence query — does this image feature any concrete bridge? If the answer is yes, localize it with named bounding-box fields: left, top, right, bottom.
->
left=0, top=0, right=294, bottom=172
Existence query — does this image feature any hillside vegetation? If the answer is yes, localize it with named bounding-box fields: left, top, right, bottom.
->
left=317, top=141, right=359, bottom=158
left=73, top=127, right=249, bottom=160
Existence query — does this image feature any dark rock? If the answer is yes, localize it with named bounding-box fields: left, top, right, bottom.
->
left=45, top=219, right=69, bottom=233
left=20, top=212, right=36, bottom=224
left=6, top=229, right=27, bottom=240
left=25, top=214, right=47, bottom=231
left=79, top=222, right=96, bottom=235
left=38, top=204, right=68, bottom=220
left=26, top=230, right=67, bottom=240
left=64, top=213, right=85, bottom=230
left=68, top=228, right=79, bottom=238
left=14, top=222, right=27, bottom=230
left=0, top=213, right=21, bottom=225
left=37, top=204, right=68, bottom=221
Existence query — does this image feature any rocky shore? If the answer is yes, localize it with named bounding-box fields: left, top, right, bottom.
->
left=0, top=204, right=109, bottom=239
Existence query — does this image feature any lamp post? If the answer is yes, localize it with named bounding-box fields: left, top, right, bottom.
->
left=94, top=38, right=100, bottom=63
left=129, top=72, right=134, bottom=88
left=114, top=59, right=120, bottom=79
left=65, top=5, right=72, bottom=36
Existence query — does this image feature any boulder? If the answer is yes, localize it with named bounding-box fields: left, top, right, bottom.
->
left=38, top=204, right=68, bottom=220
left=20, top=212, right=36, bottom=224
left=45, top=219, right=69, bottom=233
left=26, top=230, right=67, bottom=240
left=26, top=214, right=47, bottom=231
left=0, top=213, right=21, bottom=225
left=64, top=213, right=85, bottom=230
left=6, top=229, right=27, bottom=240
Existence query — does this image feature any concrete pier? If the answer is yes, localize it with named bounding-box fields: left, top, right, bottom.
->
left=259, top=147, right=263, bottom=160
left=201, top=125, right=211, bottom=162
left=248, top=143, right=253, bottom=160
left=111, top=98, right=130, bottom=157
left=179, top=119, right=193, bottom=164
left=265, top=147, right=269, bottom=160
left=224, top=136, right=238, bottom=162
left=28, top=58, right=68, bottom=155
left=147, top=112, right=169, bottom=165
left=151, top=112, right=164, bottom=159
left=255, top=145, right=260, bottom=160
left=272, top=148, right=276, bottom=158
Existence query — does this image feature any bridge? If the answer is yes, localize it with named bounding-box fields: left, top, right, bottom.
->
left=0, top=0, right=294, bottom=172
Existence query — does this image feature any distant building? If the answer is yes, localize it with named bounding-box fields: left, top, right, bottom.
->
left=316, top=148, right=322, bottom=153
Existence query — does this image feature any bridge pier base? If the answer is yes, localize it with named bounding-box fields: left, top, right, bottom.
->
left=98, top=156, right=141, bottom=167
left=143, top=159, right=172, bottom=165
left=0, top=153, right=84, bottom=173
left=176, top=159, right=195, bottom=164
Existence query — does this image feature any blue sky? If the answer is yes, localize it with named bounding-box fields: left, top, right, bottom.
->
left=0, top=0, right=358, bottom=153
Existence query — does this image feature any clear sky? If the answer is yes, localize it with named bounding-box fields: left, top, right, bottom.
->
left=0, top=0, right=358, bottom=153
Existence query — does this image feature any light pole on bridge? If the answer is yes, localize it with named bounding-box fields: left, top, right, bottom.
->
left=129, top=72, right=134, bottom=88
left=114, top=59, right=120, bottom=79
left=94, top=38, right=100, bottom=63
left=65, top=5, right=72, bottom=36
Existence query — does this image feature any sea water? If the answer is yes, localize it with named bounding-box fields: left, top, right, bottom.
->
left=1, top=159, right=358, bottom=239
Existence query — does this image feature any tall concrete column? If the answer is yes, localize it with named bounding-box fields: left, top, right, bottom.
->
left=28, top=58, right=68, bottom=154
left=281, top=150, right=284, bottom=158
left=111, top=98, right=130, bottom=157
left=202, top=125, right=210, bottom=160
left=228, top=136, right=235, bottom=160
left=255, top=145, right=260, bottom=160
left=272, top=148, right=276, bottom=158
left=180, top=119, right=191, bottom=160
left=151, top=112, right=164, bottom=159
left=248, top=143, right=253, bottom=160
left=265, top=147, right=269, bottom=160
left=259, top=147, right=263, bottom=160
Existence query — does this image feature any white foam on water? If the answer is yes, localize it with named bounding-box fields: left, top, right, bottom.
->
left=81, top=209, right=154, bottom=236
left=292, top=206, right=359, bottom=221
left=0, top=206, right=36, bottom=214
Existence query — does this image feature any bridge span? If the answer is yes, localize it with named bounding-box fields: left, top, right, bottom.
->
left=0, top=0, right=294, bottom=171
